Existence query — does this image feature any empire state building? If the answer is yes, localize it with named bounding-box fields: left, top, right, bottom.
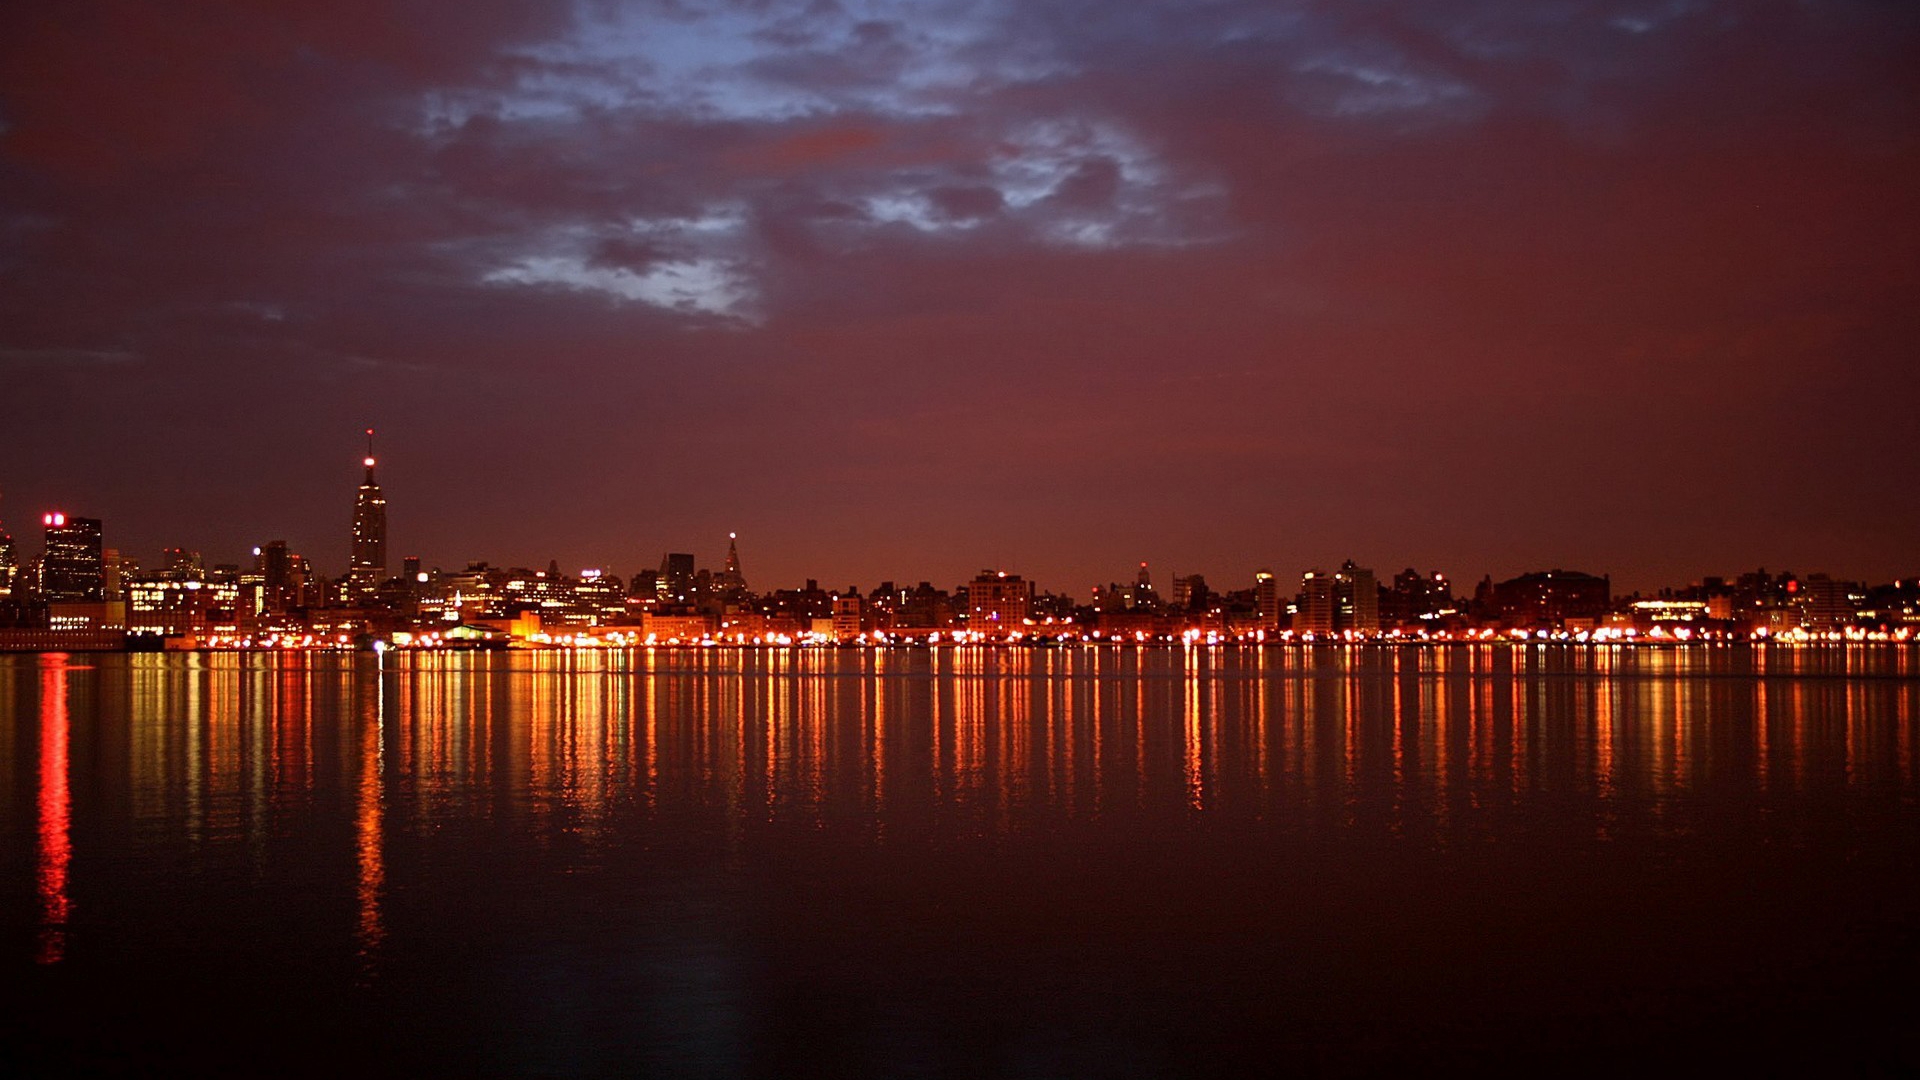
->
left=348, top=429, right=388, bottom=601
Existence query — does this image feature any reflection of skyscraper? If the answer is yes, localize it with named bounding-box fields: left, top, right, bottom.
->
left=40, top=514, right=104, bottom=602
left=348, top=429, right=388, bottom=602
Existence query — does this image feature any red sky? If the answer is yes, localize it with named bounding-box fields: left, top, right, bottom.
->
left=1, top=0, right=1916, bottom=594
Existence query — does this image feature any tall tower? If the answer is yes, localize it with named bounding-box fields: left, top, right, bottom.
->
left=719, top=532, right=747, bottom=593
left=348, top=428, right=388, bottom=602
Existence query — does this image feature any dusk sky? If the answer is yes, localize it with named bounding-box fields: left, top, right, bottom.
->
left=2, top=0, right=1916, bottom=594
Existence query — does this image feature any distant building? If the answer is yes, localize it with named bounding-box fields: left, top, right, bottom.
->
left=1335, top=560, right=1378, bottom=633
left=41, top=513, right=104, bottom=601
left=967, top=570, right=1033, bottom=636
left=128, top=577, right=237, bottom=637
left=160, top=547, right=203, bottom=579
left=1171, top=573, right=1209, bottom=612
left=1296, top=571, right=1335, bottom=635
left=831, top=592, right=864, bottom=641
left=1254, top=570, right=1282, bottom=631
left=1294, top=561, right=1378, bottom=635
left=1381, top=568, right=1453, bottom=628
left=0, top=522, right=15, bottom=599
left=1489, top=570, right=1610, bottom=629
left=1798, top=574, right=1855, bottom=631
left=348, top=430, right=388, bottom=602
left=257, top=541, right=306, bottom=613
left=1131, top=562, right=1158, bottom=610
left=717, top=533, right=747, bottom=595
left=659, top=552, right=696, bottom=603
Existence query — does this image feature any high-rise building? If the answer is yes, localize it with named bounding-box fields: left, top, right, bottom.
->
left=1335, top=560, right=1379, bottom=634
left=1132, top=561, right=1156, bottom=609
left=160, top=547, right=204, bottom=579
left=348, top=429, right=388, bottom=602
left=1171, top=573, right=1209, bottom=612
left=1254, top=570, right=1281, bottom=631
left=831, top=592, right=864, bottom=642
left=257, top=540, right=310, bottom=613
left=1296, top=571, right=1335, bottom=635
left=660, top=552, right=696, bottom=603
left=967, top=570, right=1033, bottom=636
left=41, top=513, right=104, bottom=601
left=1799, top=574, right=1854, bottom=631
left=0, top=523, right=14, bottom=600
left=718, top=533, right=747, bottom=594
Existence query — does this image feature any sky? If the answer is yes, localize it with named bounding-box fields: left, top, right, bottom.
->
left=1, top=0, right=1916, bottom=596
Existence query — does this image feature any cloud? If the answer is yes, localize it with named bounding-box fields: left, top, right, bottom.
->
left=484, top=255, right=757, bottom=318
left=0, top=0, right=1916, bottom=586
left=0, top=346, right=138, bottom=366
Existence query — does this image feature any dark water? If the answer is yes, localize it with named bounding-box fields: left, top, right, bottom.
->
left=2, top=646, right=1918, bottom=1077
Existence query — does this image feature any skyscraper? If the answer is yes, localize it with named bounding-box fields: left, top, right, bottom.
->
left=41, top=513, right=104, bottom=601
left=348, top=429, right=388, bottom=602
left=1335, top=560, right=1379, bottom=634
left=0, top=521, right=14, bottom=600
left=1296, top=571, right=1335, bottom=635
left=660, top=552, right=696, bottom=603
left=718, top=533, right=747, bottom=594
left=1254, top=570, right=1280, bottom=631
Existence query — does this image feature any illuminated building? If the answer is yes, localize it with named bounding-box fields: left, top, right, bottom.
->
left=1631, top=599, right=1708, bottom=620
left=967, top=570, right=1033, bottom=636
left=1296, top=571, right=1335, bottom=635
left=643, top=611, right=718, bottom=640
left=1333, top=561, right=1378, bottom=633
left=572, top=570, right=629, bottom=625
left=718, top=533, right=747, bottom=594
left=831, top=592, right=864, bottom=641
left=1132, top=562, right=1158, bottom=609
left=348, top=430, right=388, bottom=602
left=1381, top=568, right=1454, bottom=628
left=128, top=577, right=236, bottom=637
left=40, top=514, right=104, bottom=602
left=1798, top=574, right=1855, bottom=631
left=893, top=582, right=956, bottom=629
left=1254, top=570, right=1281, bottom=631
left=0, top=524, right=15, bottom=599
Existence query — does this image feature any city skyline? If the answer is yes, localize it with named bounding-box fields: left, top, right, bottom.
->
left=2, top=3, right=1916, bottom=594
left=0, top=431, right=1913, bottom=602
left=2, top=430, right=1914, bottom=652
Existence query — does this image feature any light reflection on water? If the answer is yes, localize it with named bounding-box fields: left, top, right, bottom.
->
left=41, top=646, right=1916, bottom=837
left=3, top=645, right=1918, bottom=1075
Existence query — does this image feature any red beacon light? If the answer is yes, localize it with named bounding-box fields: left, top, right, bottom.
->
left=43, top=512, right=65, bottom=527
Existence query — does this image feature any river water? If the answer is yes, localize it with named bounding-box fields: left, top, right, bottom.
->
left=2, top=646, right=1917, bottom=1076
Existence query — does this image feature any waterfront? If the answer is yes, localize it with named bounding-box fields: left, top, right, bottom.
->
left=3, top=645, right=1918, bottom=1075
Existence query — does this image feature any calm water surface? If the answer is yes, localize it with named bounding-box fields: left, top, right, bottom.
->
left=2, top=646, right=1918, bottom=1077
